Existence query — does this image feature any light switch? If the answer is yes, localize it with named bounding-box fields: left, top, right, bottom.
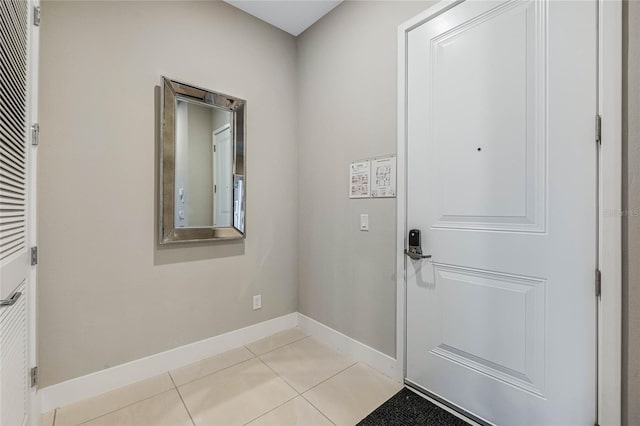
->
left=360, top=214, right=369, bottom=231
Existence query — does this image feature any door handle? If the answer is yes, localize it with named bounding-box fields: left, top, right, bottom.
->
left=405, top=228, right=431, bottom=260
left=0, top=291, right=22, bottom=307
left=404, top=249, right=431, bottom=260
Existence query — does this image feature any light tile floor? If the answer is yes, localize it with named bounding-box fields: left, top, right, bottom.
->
left=40, top=328, right=402, bottom=426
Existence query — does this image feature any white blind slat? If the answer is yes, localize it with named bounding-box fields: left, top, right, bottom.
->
left=0, top=163, right=25, bottom=186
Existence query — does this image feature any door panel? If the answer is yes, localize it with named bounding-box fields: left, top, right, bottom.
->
left=431, top=264, right=546, bottom=396
left=405, top=1, right=597, bottom=424
left=429, top=0, right=547, bottom=233
left=435, top=2, right=530, bottom=222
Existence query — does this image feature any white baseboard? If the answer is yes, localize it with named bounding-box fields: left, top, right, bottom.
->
left=38, top=312, right=297, bottom=413
left=296, top=313, right=401, bottom=381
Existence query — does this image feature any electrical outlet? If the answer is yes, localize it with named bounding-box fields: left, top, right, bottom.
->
left=253, top=295, right=262, bottom=310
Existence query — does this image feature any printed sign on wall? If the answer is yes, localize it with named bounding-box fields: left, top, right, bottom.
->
left=371, top=155, right=396, bottom=198
left=349, top=160, right=371, bottom=198
left=349, top=155, right=396, bottom=199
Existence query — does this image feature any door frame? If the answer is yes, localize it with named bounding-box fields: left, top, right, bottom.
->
left=395, top=1, right=622, bottom=424
left=27, top=0, right=40, bottom=422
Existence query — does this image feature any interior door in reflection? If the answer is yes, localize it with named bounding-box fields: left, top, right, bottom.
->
left=214, top=124, right=233, bottom=227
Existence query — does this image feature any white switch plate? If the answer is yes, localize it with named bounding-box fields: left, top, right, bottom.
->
left=360, top=214, right=369, bottom=231
left=253, top=295, right=262, bottom=310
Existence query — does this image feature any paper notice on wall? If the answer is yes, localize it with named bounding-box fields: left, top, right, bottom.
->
left=349, top=160, right=371, bottom=198
left=371, top=155, right=396, bottom=198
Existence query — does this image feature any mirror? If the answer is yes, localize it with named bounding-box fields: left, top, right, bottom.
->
left=160, top=77, right=246, bottom=243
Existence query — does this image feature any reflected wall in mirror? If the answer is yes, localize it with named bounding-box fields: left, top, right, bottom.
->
left=160, top=77, right=246, bottom=243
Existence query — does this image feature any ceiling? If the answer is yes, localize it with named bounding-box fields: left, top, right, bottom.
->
left=223, top=0, right=343, bottom=36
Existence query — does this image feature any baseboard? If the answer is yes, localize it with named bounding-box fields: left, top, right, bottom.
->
left=296, top=313, right=401, bottom=381
left=38, top=312, right=297, bottom=413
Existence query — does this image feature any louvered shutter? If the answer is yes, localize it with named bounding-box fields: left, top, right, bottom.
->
left=0, top=0, right=29, bottom=297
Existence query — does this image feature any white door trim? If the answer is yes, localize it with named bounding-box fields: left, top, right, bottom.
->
left=395, top=1, right=622, bottom=424
left=27, top=0, right=40, bottom=423
left=597, top=0, right=622, bottom=424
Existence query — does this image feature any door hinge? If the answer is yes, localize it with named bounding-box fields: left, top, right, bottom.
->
left=30, top=247, right=38, bottom=266
left=595, top=268, right=602, bottom=298
left=33, top=6, right=41, bottom=26
left=595, top=114, right=602, bottom=144
left=30, top=366, right=38, bottom=388
left=31, top=123, right=40, bottom=146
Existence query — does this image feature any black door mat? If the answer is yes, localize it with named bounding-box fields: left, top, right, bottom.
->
left=357, top=387, right=470, bottom=426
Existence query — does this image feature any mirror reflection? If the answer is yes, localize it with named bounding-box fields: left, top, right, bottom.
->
left=160, top=77, right=246, bottom=243
left=174, top=100, right=234, bottom=228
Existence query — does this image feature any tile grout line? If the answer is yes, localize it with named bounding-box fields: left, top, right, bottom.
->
left=300, top=362, right=404, bottom=426
left=299, top=392, right=337, bottom=426
left=257, top=350, right=357, bottom=426
left=150, top=329, right=308, bottom=390
left=255, top=336, right=357, bottom=395
left=240, top=393, right=300, bottom=426
left=152, top=331, right=310, bottom=389
left=73, top=385, right=177, bottom=426
left=245, top=356, right=336, bottom=426
left=173, top=335, right=312, bottom=426
left=173, top=351, right=257, bottom=388
left=256, top=336, right=360, bottom=424
left=239, top=332, right=316, bottom=407
left=256, top=356, right=301, bottom=397
left=168, top=372, right=196, bottom=426
left=173, top=354, right=304, bottom=426
left=238, top=354, right=301, bottom=425
left=302, top=361, right=358, bottom=394
left=244, top=333, right=310, bottom=357
left=297, top=362, right=360, bottom=425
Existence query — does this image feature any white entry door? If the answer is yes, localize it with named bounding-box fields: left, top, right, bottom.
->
left=405, top=1, right=597, bottom=424
left=213, top=124, right=233, bottom=227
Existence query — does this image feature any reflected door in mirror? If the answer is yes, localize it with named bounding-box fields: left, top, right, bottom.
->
left=173, top=99, right=232, bottom=228
left=214, top=124, right=233, bottom=227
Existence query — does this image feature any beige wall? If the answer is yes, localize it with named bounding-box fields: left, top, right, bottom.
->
left=623, top=1, right=639, bottom=424
left=296, top=1, right=433, bottom=357
left=38, top=0, right=298, bottom=387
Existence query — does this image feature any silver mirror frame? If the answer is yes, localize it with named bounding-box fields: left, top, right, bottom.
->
left=160, top=77, right=246, bottom=244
